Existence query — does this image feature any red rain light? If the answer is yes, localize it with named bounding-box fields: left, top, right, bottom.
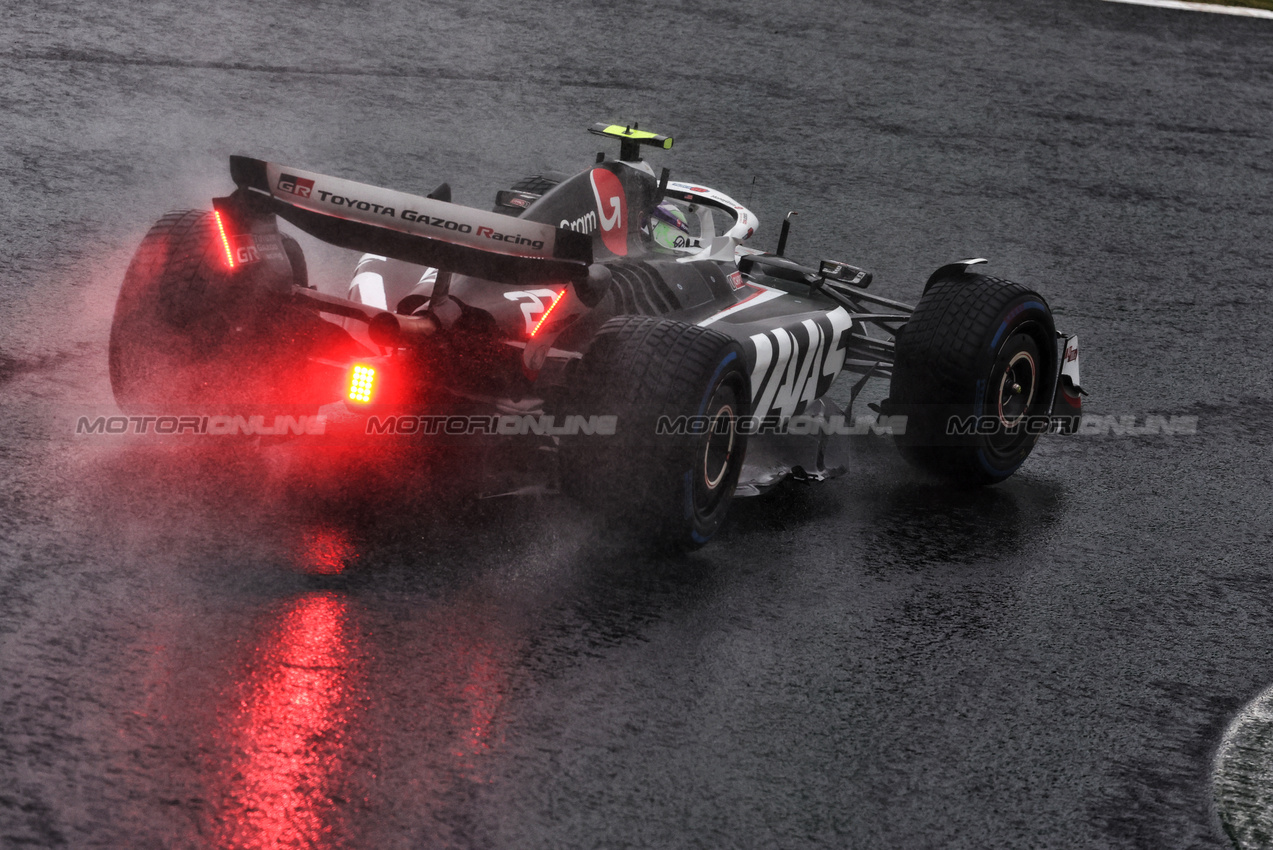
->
left=213, top=209, right=236, bottom=269
left=530, top=289, right=566, bottom=338
left=348, top=364, right=376, bottom=403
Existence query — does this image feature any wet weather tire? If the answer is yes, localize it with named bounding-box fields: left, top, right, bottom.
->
left=888, top=273, right=1056, bottom=485
left=108, top=210, right=309, bottom=414
left=562, top=316, right=751, bottom=550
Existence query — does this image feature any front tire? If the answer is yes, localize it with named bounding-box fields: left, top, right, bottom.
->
left=561, top=316, right=751, bottom=550
left=888, top=273, right=1056, bottom=485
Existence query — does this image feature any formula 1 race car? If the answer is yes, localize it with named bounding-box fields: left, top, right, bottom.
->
left=109, top=123, right=1084, bottom=549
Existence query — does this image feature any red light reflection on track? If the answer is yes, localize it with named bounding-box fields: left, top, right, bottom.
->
left=294, top=526, right=356, bottom=576
left=446, top=640, right=507, bottom=780
left=212, top=592, right=364, bottom=849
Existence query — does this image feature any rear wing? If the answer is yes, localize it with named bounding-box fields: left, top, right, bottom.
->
left=225, top=156, right=593, bottom=285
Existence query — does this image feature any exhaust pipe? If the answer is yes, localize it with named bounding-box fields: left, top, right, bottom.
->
left=289, top=285, right=438, bottom=347
left=367, top=311, right=438, bottom=347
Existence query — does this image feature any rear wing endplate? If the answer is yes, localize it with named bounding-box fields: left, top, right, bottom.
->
left=227, top=156, right=593, bottom=285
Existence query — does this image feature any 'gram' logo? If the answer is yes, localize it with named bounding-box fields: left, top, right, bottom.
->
left=589, top=168, right=627, bottom=256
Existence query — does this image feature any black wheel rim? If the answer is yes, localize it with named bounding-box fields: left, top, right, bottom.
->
left=996, top=349, right=1037, bottom=428
left=693, top=378, right=742, bottom=518
left=986, top=333, right=1041, bottom=458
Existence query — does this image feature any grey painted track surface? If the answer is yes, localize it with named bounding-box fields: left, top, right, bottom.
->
left=2, top=1, right=1272, bottom=847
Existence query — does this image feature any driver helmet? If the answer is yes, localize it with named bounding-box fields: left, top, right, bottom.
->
left=649, top=202, right=691, bottom=250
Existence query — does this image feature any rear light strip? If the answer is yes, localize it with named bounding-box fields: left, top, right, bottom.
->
left=530, top=289, right=567, bottom=338
left=212, top=210, right=236, bottom=269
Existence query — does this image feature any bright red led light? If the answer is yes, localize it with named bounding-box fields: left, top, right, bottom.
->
left=348, top=364, right=376, bottom=403
left=530, top=289, right=566, bottom=338
left=213, top=209, right=236, bottom=269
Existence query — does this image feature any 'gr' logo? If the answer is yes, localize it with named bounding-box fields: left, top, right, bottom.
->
left=277, top=173, right=314, bottom=198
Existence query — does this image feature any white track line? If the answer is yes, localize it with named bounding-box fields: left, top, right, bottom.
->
left=1101, top=0, right=1273, bottom=18
left=1213, top=683, right=1273, bottom=848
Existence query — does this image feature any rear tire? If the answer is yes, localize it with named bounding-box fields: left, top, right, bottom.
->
left=888, top=273, right=1056, bottom=485
left=108, top=210, right=312, bottom=414
left=561, top=316, right=750, bottom=550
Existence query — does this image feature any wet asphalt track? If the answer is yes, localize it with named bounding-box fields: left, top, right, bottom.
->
left=2, top=1, right=1273, bottom=847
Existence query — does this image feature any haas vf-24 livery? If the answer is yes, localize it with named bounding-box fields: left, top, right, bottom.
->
left=109, top=123, right=1085, bottom=549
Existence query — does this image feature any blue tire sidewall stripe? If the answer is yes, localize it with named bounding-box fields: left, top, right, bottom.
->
left=990, top=301, right=1047, bottom=350
left=698, top=350, right=739, bottom=416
